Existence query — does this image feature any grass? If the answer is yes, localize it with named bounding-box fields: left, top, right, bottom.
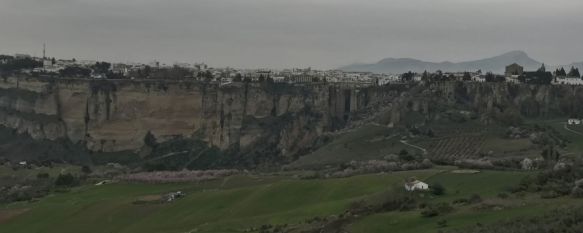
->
left=348, top=170, right=572, bottom=233
left=527, top=118, right=583, bottom=155
left=0, top=170, right=439, bottom=233
left=0, top=164, right=81, bottom=185
left=290, top=124, right=410, bottom=168
left=2, top=167, right=578, bottom=233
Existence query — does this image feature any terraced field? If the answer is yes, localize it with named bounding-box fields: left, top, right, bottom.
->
left=421, top=135, right=486, bottom=161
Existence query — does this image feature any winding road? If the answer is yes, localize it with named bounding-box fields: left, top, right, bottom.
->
left=400, top=140, right=428, bottom=155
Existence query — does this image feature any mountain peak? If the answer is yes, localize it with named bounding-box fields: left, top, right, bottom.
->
left=340, top=51, right=542, bottom=74
left=499, top=50, right=529, bottom=58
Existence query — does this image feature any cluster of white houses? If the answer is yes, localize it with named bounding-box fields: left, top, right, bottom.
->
left=5, top=53, right=583, bottom=86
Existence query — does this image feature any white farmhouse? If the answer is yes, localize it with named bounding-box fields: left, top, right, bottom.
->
left=568, top=119, right=582, bottom=125
left=404, top=179, right=429, bottom=191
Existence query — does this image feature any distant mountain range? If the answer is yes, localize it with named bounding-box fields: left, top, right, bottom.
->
left=340, top=51, right=582, bottom=74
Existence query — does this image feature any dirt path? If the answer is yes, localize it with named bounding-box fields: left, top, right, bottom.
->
left=0, top=208, right=29, bottom=224
left=400, top=140, right=428, bottom=155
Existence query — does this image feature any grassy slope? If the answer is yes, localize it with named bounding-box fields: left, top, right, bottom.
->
left=0, top=170, right=439, bottom=233
left=528, top=118, right=583, bottom=155
left=348, top=171, right=573, bottom=233
left=290, top=125, right=409, bottom=168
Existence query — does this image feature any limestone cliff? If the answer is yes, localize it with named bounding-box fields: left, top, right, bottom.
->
left=0, top=76, right=582, bottom=163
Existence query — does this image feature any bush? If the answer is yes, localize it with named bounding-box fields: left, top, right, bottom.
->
left=422, top=203, right=453, bottom=218
left=55, top=173, right=80, bottom=187
left=432, top=183, right=445, bottom=196
left=81, top=165, right=92, bottom=174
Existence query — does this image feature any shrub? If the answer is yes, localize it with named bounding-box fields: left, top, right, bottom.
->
left=422, top=203, right=454, bottom=218
left=55, top=173, right=80, bottom=187
left=81, top=165, right=92, bottom=174
left=432, top=183, right=445, bottom=196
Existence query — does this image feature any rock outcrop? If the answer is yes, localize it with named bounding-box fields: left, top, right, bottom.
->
left=1, top=76, right=582, bottom=162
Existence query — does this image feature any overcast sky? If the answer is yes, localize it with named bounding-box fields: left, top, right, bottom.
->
left=1, top=0, right=582, bottom=69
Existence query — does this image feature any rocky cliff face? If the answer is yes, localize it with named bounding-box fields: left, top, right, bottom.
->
left=0, top=77, right=388, bottom=159
left=1, top=76, right=582, bottom=162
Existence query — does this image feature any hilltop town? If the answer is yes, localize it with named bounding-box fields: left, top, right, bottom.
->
left=1, top=53, right=582, bottom=86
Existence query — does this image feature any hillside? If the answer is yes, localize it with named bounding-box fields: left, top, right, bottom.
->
left=340, top=51, right=543, bottom=74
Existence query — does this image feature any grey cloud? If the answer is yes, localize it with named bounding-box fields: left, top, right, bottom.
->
left=0, top=0, right=582, bottom=69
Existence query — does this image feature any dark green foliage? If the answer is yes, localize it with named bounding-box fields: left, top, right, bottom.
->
left=421, top=202, right=453, bottom=218
left=54, top=173, right=80, bottom=187
left=431, top=183, right=445, bottom=196
left=0, top=126, right=91, bottom=164
left=81, top=165, right=92, bottom=174
left=398, top=149, right=415, bottom=162
left=555, top=67, right=567, bottom=77
left=92, top=62, right=111, bottom=74
left=449, top=207, right=583, bottom=233
left=139, top=137, right=225, bottom=171
left=514, top=166, right=583, bottom=197
left=59, top=66, right=92, bottom=77
left=485, top=72, right=505, bottom=82
left=0, top=56, right=42, bottom=73
left=144, top=131, right=157, bottom=147
left=568, top=66, right=580, bottom=78
left=401, top=71, right=415, bottom=82
left=0, top=179, right=53, bottom=204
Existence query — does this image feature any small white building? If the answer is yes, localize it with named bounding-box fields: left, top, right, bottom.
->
left=568, top=119, right=582, bottom=125
left=404, top=180, right=429, bottom=191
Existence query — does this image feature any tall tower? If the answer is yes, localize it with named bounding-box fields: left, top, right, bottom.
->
left=43, top=43, right=46, bottom=59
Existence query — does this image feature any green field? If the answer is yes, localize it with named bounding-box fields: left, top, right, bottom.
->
left=290, top=125, right=410, bottom=168
left=2, top=168, right=571, bottom=233
left=528, top=118, right=583, bottom=155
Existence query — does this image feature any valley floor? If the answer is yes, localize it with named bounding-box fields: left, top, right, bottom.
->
left=1, top=167, right=578, bottom=233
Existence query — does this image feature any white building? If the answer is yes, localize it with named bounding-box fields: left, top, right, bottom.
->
left=568, top=119, right=582, bottom=125
left=404, top=180, right=429, bottom=191
left=554, top=77, right=583, bottom=86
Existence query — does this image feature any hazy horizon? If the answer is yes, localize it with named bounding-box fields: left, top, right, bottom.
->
left=1, top=0, right=582, bottom=69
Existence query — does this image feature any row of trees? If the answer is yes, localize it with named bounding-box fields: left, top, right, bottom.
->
left=554, top=66, right=581, bottom=78
left=0, top=55, right=42, bottom=73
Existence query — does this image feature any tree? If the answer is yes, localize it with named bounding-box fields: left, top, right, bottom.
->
left=144, top=131, right=157, bottom=147
left=484, top=72, right=494, bottom=82
left=555, top=67, right=567, bottom=77
left=537, top=63, right=546, bottom=73
left=401, top=71, right=414, bottom=82
left=568, top=67, right=581, bottom=78
left=462, top=72, right=472, bottom=81
left=399, top=149, right=415, bottom=162
left=233, top=73, right=242, bottom=82
left=422, top=70, right=429, bottom=81
left=92, top=62, right=111, bottom=74
left=55, top=173, right=80, bottom=187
